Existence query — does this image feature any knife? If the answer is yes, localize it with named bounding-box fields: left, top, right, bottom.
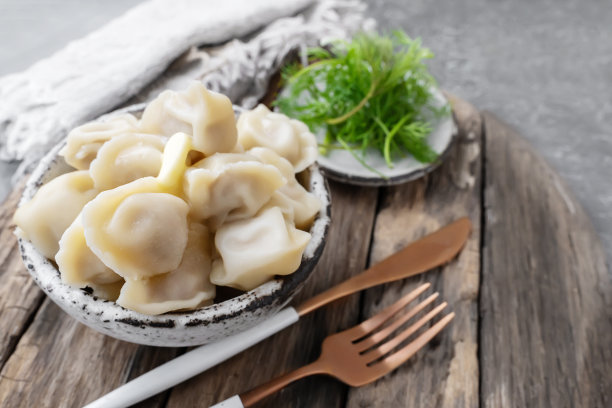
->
left=84, top=217, right=471, bottom=408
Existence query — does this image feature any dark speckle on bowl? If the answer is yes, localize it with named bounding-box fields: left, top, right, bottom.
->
left=147, top=320, right=176, bottom=328
left=116, top=318, right=143, bottom=327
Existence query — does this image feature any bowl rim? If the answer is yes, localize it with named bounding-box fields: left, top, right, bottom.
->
left=17, top=130, right=331, bottom=334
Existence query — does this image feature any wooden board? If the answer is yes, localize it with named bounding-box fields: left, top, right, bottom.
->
left=479, top=112, right=612, bottom=408
left=0, top=98, right=610, bottom=407
left=346, top=94, right=482, bottom=408
left=0, top=180, right=45, bottom=369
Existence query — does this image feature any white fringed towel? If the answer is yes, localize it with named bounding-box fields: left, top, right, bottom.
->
left=131, top=0, right=374, bottom=109
left=0, top=0, right=313, bottom=163
left=0, top=0, right=373, bottom=178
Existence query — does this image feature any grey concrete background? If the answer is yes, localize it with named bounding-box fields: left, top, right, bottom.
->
left=1, top=0, right=610, bottom=265
left=365, top=0, right=612, bottom=265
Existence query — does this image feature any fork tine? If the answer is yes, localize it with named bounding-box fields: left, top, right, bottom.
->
left=355, top=293, right=439, bottom=352
left=344, top=283, right=431, bottom=341
left=379, top=312, right=455, bottom=371
left=362, top=302, right=448, bottom=362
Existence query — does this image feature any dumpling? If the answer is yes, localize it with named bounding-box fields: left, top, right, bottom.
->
left=193, top=152, right=257, bottom=168
left=237, top=104, right=317, bottom=172
left=89, top=133, right=166, bottom=191
left=14, top=171, right=97, bottom=259
left=60, top=114, right=140, bottom=170
left=210, top=206, right=311, bottom=291
left=248, top=147, right=321, bottom=230
left=56, top=216, right=123, bottom=300
left=116, top=223, right=216, bottom=315
left=184, top=152, right=285, bottom=228
left=266, top=189, right=321, bottom=231
left=85, top=281, right=125, bottom=302
left=82, top=181, right=190, bottom=280
left=82, top=133, right=193, bottom=280
left=139, top=81, right=237, bottom=155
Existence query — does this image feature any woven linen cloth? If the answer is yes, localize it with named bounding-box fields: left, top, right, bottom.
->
left=0, top=0, right=373, bottom=180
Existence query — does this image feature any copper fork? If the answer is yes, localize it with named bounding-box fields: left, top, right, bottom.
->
left=212, top=283, right=454, bottom=408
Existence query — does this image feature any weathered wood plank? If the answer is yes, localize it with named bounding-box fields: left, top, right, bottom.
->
left=1, top=299, right=133, bottom=407
left=347, top=95, right=482, bottom=408
left=123, top=346, right=185, bottom=408
left=0, top=182, right=45, bottom=370
left=480, top=112, right=612, bottom=408
left=0, top=295, right=183, bottom=408
left=165, top=181, right=379, bottom=407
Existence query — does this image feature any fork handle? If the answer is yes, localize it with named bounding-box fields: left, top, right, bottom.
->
left=211, top=360, right=327, bottom=408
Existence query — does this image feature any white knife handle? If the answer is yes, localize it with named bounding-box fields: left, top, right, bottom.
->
left=83, top=307, right=299, bottom=408
left=210, top=395, right=244, bottom=408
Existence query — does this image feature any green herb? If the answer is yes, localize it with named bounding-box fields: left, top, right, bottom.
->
left=275, top=30, right=446, bottom=173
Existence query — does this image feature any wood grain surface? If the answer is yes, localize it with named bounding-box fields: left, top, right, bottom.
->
left=346, top=95, right=482, bottom=408
left=0, top=98, right=610, bottom=407
left=480, top=113, right=612, bottom=408
left=0, top=182, right=45, bottom=369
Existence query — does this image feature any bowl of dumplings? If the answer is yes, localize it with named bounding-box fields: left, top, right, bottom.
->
left=14, top=82, right=331, bottom=347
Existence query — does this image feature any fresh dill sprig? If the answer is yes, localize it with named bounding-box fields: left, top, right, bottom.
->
left=275, top=30, right=445, bottom=170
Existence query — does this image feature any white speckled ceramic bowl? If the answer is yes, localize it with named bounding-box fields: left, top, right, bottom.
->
left=17, top=132, right=331, bottom=347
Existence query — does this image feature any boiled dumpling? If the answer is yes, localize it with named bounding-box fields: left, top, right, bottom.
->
left=266, top=188, right=321, bottom=231
left=193, top=152, right=256, bottom=168
left=60, top=114, right=140, bottom=170
left=248, top=147, right=321, bottom=230
left=85, top=281, right=125, bottom=302
left=184, top=152, right=285, bottom=228
left=82, top=182, right=190, bottom=280
left=210, top=206, right=311, bottom=291
left=81, top=133, right=193, bottom=280
left=237, top=104, right=317, bottom=172
left=56, top=216, right=123, bottom=300
left=116, top=223, right=216, bottom=315
left=89, top=133, right=166, bottom=191
left=14, top=171, right=97, bottom=259
left=140, top=81, right=237, bottom=155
